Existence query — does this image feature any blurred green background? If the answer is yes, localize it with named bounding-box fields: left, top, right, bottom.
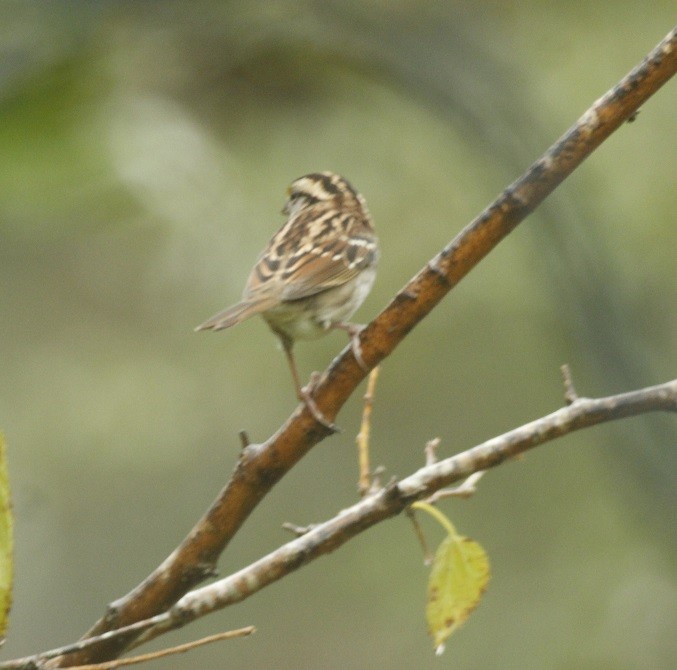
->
left=1, top=2, right=675, bottom=668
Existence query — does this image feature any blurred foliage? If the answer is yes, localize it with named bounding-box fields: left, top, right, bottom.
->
left=0, top=2, right=675, bottom=669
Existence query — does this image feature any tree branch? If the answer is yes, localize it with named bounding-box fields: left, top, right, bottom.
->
left=143, top=380, right=677, bottom=640
left=51, top=27, right=676, bottom=666
left=11, top=378, right=668, bottom=670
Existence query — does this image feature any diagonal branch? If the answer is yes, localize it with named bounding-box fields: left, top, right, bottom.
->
left=54, top=27, right=677, bottom=666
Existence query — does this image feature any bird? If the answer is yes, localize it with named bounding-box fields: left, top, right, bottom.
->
left=195, top=172, right=379, bottom=430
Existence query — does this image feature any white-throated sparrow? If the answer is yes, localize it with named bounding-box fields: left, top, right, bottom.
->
left=196, top=172, right=379, bottom=429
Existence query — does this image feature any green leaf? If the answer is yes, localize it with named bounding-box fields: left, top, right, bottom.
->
left=0, top=433, right=13, bottom=640
left=425, top=529, right=490, bottom=654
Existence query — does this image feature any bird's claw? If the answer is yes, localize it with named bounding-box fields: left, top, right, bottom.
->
left=299, top=376, right=339, bottom=432
left=348, top=327, right=368, bottom=371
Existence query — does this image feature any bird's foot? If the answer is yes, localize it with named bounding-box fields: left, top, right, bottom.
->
left=300, top=374, right=339, bottom=433
left=333, top=322, right=368, bottom=371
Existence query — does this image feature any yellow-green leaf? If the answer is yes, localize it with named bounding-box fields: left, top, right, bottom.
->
left=0, top=433, right=13, bottom=640
left=426, top=531, right=490, bottom=654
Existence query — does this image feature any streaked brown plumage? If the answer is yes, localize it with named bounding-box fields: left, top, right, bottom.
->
left=196, top=172, right=379, bottom=429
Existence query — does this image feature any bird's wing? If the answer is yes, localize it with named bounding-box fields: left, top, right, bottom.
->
left=245, top=206, right=377, bottom=303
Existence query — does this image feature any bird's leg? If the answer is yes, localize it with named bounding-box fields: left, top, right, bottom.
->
left=331, top=322, right=368, bottom=371
left=281, top=339, right=338, bottom=432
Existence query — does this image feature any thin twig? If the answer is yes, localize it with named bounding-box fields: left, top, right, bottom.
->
left=425, top=438, right=441, bottom=466
left=426, top=471, right=486, bottom=503
left=356, top=367, right=380, bottom=496
left=281, top=522, right=313, bottom=537
left=560, top=364, right=579, bottom=404
left=69, top=628, right=255, bottom=670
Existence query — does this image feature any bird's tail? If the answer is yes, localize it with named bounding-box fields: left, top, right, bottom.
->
left=194, top=298, right=274, bottom=332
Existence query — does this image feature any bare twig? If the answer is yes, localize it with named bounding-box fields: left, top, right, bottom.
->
left=426, top=471, right=487, bottom=503
left=281, top=522, right=314, bottom=537
left=424, top=438, right=441, bottom=466
left=560, top=364, right=580, bottom=404
left=356, top=367, right=380, bottom=496
left=369, top=465, right=386, bottom=490
left=49, top=28, right=677, bottom=667
left=69, top=628, right=255, bottom=670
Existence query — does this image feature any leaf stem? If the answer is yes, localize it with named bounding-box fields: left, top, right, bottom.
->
left=411, top=501, right=457, bottom=537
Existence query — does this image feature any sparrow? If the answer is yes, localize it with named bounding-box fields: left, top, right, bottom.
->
left=196, top=172, right=379, bottom=429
